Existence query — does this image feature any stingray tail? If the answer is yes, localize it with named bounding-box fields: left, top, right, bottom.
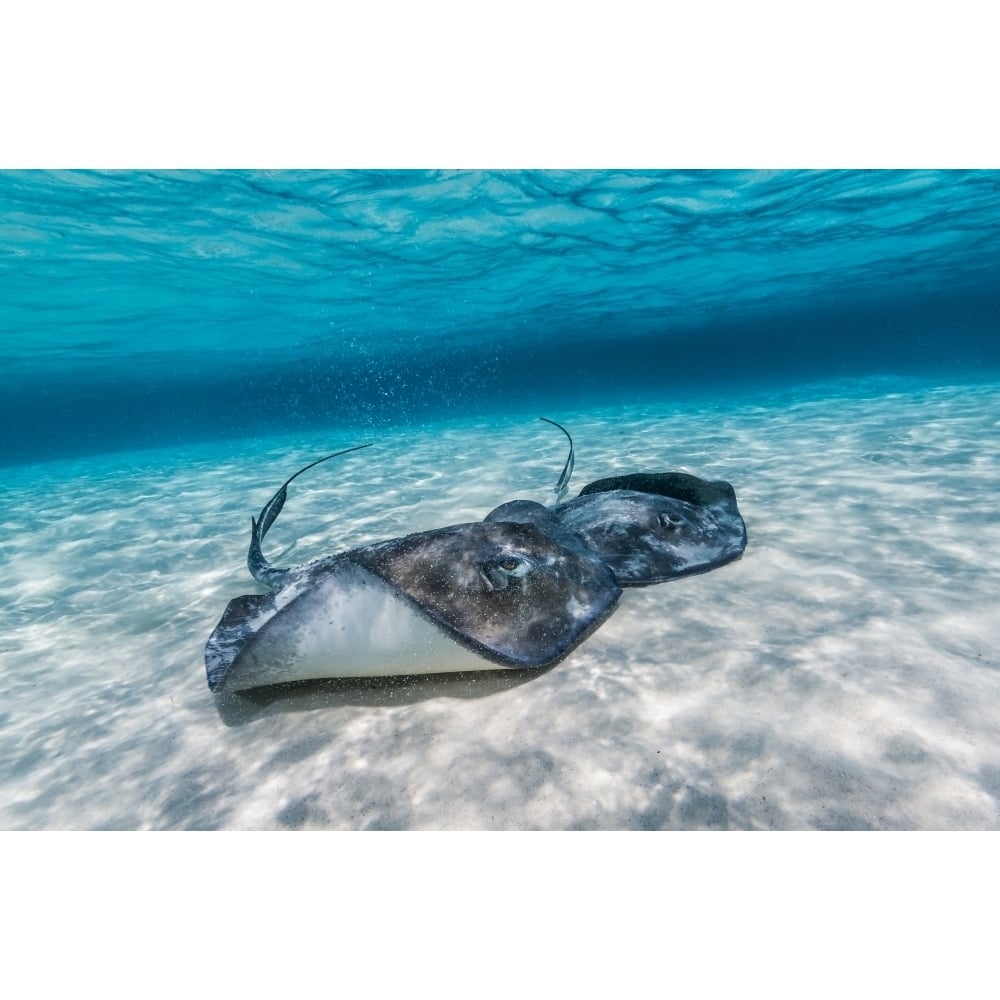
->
left=247, top=443, right=373, bottom=587
left=539, top=417, right=575, bottom=506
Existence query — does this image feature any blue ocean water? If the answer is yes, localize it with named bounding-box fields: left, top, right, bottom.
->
left=3, top=169, right=999, bottom=466
left=4, top=170, right=1000, bottom=831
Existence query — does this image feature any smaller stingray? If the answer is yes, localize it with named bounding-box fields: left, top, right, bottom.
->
left=555, top=472, right=748, bottom=585
left=205, top=444, right=621, bottom=693
left=485, top=420, right=748, bottom=586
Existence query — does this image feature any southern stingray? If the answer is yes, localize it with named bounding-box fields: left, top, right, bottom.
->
left=205, top=421, right=747, bottom=694
left=205, top=441, right=622, bottom=693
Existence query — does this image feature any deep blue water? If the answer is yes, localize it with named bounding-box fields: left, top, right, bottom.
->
left=3, top=169, right=999, bottom=467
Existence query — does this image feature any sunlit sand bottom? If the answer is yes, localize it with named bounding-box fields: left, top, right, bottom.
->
left=3, top=376, right=999, bottom=829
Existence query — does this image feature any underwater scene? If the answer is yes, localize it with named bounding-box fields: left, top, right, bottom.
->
left=3, top=169, right=1000, bottom=830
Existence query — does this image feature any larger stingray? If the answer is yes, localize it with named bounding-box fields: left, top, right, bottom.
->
left=485, top=420, right=748, bottom=586
left=205, top=444, right=621, bottom=693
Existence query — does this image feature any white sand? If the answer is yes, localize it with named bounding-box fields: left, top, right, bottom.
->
left=3, top=377, right=999, bottom=829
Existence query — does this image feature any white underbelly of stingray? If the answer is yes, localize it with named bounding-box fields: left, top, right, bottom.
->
left=223, top=564, right=491, bottom=690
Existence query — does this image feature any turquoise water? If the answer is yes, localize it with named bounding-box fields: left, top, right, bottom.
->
left=4, top=170, right=1000, bottom=830
left=3, top=169, right=999, bottom=466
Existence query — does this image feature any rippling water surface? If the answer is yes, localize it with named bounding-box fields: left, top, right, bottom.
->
left=3, top=169, right=999, bottom=464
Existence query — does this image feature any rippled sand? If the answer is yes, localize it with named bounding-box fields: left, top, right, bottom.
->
left=3, top=378, right=999, bottom=829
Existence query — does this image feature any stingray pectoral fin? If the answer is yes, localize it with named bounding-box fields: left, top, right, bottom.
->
left=205, top=556, right=553, bottom=693
left=348, top=520, right=622, bottom=668
left=205, top=592, right=280, bottom=692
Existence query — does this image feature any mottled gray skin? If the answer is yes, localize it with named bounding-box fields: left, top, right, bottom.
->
left=483, top=499, right=594, bottom=558
left=560, top=472, right=747, bottom=585
left=554, top=490, right=746, bottom=585
left=348, top=519, right=620, bottom=667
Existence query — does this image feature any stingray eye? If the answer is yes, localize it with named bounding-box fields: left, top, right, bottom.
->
left=480, top=555, right=530, bottom=591
left=657, top=512, right=681, bottom=531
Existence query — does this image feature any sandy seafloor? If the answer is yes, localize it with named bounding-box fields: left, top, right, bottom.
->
left=3, top=376, right=1000, bottom=830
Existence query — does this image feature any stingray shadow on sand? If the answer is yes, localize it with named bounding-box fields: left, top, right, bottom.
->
left=212, top=664, right=554, bottom=727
